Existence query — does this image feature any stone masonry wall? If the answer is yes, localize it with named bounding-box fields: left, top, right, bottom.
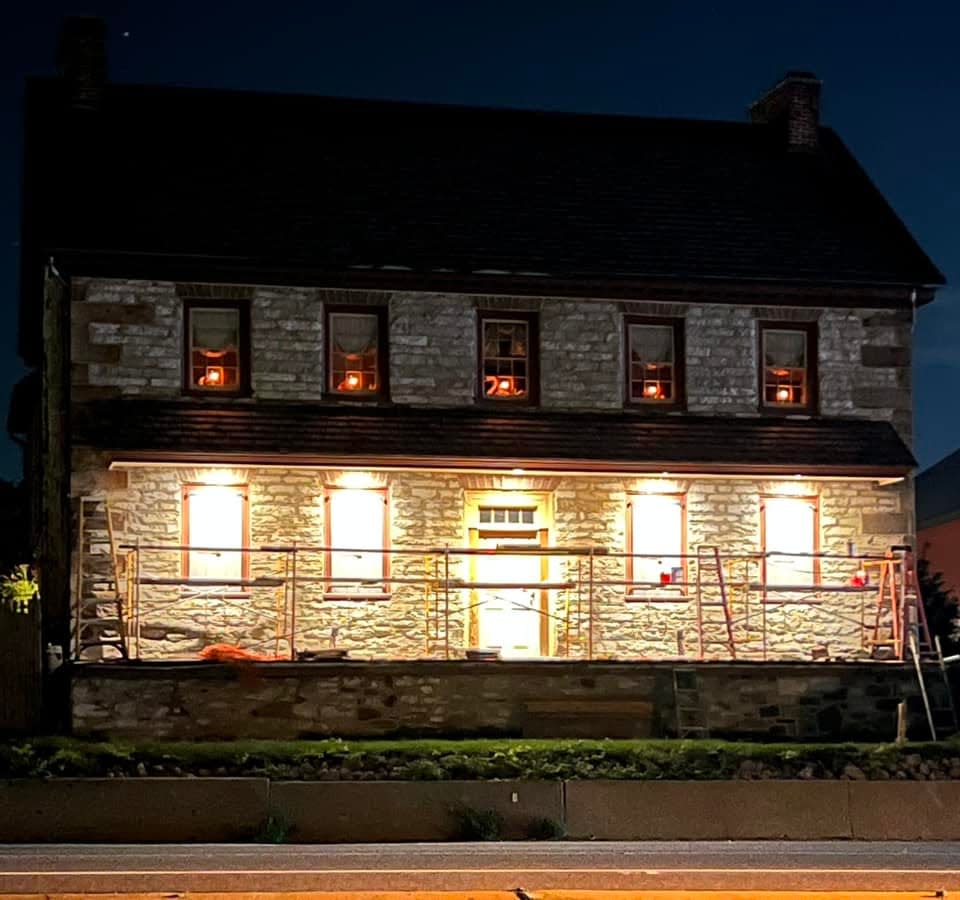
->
left=71, top=453, right=913, bottom=663
left=70, top=278, right=913, bottom=441
left=71, top=659, right=926, bottom=741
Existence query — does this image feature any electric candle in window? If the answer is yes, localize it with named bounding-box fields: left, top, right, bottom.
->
left=482, top=319, right=528, bottom=399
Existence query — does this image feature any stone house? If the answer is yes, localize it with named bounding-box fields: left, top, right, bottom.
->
left=12, top=21, right=948, bottom=739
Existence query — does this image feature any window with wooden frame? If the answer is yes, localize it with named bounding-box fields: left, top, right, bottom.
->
left=760, top=495, right=820, bottom=593
left=325, top=306, right=389, bottom=398
left=626, top=493, right=687, bottom=599
left=324, top=486, right=390, bottom=599
left=759, top=322, right=818, bottom=413
left=478, top=311, right=538, bottom=404
left=183, top=300, right=251, bottom=395
left=182, top=484, right=249, bottom=585
left=625, top=316, right=685, bottom=408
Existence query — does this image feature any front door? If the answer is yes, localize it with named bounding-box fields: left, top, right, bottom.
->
left=475, top=533, right=543, bottom=657
left=467, top=495, right=551, bottom=658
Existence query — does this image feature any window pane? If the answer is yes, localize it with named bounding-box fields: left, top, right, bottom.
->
left=764, top=498, right=815, bottom=587
left=328, top=489, right=386, bottom=593
left=186, top=486, right=244, bottom=581
left=482, top=319, right=529, bottom=399
left=330, top=313, right=379, bottom=394
left=629, top=323, right=675, bottom=402
left=190, top=308, right=241, bottom=389
left=631, top=495, right=683, bottom=587
left=764, top=329, right=808, bottom=406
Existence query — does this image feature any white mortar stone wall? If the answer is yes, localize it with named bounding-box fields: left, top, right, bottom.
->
left=69, top=454, right=913, bottom=663
left=70, top=279, right=914, bottom=442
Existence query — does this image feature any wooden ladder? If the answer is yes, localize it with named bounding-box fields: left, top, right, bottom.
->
left=869, top=549, right=933, bottom=660
left=74, top=496, right=128, bottom=660
left=695, top=545, right=737, bottom=659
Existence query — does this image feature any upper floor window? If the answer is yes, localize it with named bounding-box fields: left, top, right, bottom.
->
left=759, top=322, right=818, bottom=413
left=625, top=316, right=685, bottom=408
left=478, top=311, right=538, bottom=404
left=326, top=307, right=388, bottom=398
left=184, top=300, right=250, bottom=395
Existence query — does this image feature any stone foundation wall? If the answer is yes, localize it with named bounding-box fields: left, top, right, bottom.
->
left=70, top=659, right=928, bottom=741
left=69, top=278, right=913, bottom=441
left=71, top=452, right=912, bottom=662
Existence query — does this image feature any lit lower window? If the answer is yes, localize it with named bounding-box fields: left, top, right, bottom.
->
left=763, top=328, right=810, bottom=407
left=762, top=496, right=817, bottom=587
left=629, top=494, right=685, bottom=591
left=480, top=315, right=534, bottom=400
left=187, top=306, right=243, bottom=390
left=183, top=484, right=247, bottom=582
left=328, top=311, right=381, bottom=395
left=628, top=323, right=677, bottom=403
left=326, top=488, right=388, bottom=595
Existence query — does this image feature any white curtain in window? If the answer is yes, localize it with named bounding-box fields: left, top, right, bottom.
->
left=187, top=486, right=244, bottom=581
left=328, top=489, right=386, bottom=592
left=630, top=324, right=673, bottom=362
left=763, top=497, right=815, bottom=587
left=764, top=330, right=806, bottom=367
left=331, top=314, right=378, bottom=355
left=631, top=494, right=684, bottom=587
left=191, top=309, right=239, bottom=352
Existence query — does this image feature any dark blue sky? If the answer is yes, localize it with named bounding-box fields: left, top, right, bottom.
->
left=3, top=1, right=958, bottom=480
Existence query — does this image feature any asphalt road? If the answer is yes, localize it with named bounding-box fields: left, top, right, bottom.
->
left=0, top=841, right=958, bottom=893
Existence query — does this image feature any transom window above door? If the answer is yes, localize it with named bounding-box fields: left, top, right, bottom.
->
left=325, top=307, right=388, bottom=398
left=478, top=506, right=535, bottom=525
left=478, top=311, right=538, bottom=404
left=625, top=316, right=685, bottom=408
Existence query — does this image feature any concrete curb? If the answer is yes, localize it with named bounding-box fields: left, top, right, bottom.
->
left=2, top=777, right=959, bottom=842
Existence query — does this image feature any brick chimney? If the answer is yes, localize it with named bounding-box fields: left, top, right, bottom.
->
left=750, top=71, right=821, bottom=152
left=57, top=17, right=107, bottom=111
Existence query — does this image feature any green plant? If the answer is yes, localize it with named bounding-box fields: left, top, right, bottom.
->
left=918, top=558, right=960, bottom=654
left=453, top=805, right=504, bottom=840
left=255, top=815, right=291, bottom=844
left=527, top=815, right=566, bottom=840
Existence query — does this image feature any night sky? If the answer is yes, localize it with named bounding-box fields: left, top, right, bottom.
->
left=3, top=1, right=958, bottom=481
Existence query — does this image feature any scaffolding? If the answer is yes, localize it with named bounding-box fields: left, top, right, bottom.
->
left=74, top=532, right=936, bottom=667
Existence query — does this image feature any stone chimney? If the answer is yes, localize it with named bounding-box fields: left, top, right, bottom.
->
left=57, top=17, right=108, bottom=110
left=750, top=71, right=821, bottom=152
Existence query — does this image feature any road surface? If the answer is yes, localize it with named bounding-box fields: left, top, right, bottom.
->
left=0, top=841, right=958, bottom=894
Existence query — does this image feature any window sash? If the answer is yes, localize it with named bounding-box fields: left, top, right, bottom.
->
left=762, top=327, right=812, bottom=408
left=184, top=485, right=247, bottom=582
left=629, top=323, right=676, bottom=402
left=329, top=312, right=380, bottom=394
left=188, top=307, right=242, bottom=390
left=629, top=494, right=685, bottom=589
left=480, top=316, right=533, bottom=400
left=327, top=489, right=387, bottom=594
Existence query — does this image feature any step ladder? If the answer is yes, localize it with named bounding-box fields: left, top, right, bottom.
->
left=910, top=633, right=959, bottom=740
left=673, top=666, right=709, bottom=737
left=868, top=548, right=933, bottom=660
left=695, top=545, right=737, bottom=659
left=74, top=496, right=128, bottom=660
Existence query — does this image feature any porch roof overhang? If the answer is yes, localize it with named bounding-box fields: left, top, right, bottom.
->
left=74, top=398, right=916, bottom=478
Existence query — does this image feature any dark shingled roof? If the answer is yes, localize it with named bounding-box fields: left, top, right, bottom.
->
left=73, top=399, right=916, bottom=475
left=23, top=79, right=943, bottom=290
